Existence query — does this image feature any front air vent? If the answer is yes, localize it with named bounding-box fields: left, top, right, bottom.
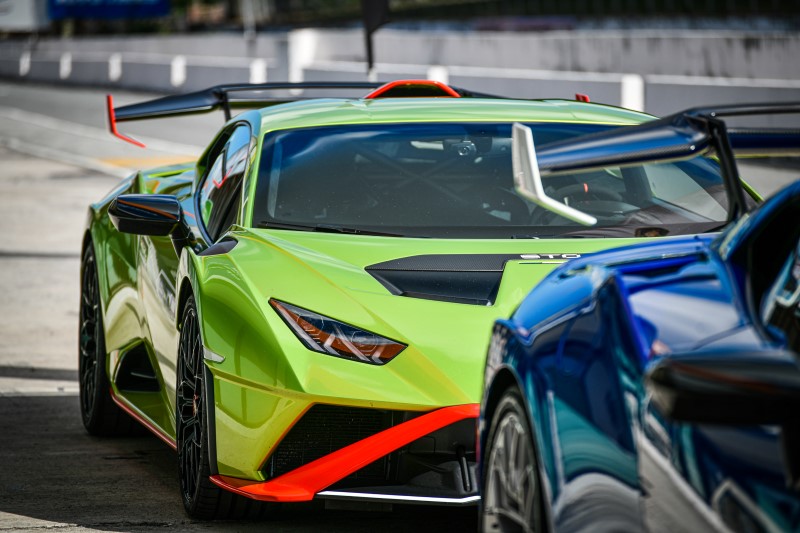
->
left=366, top=254, right=515, bottom=306
left=263, top=404, right=479, bottom=496
left=369, top=270, right=502, bottom=306
left=264, top=405, right=395, bottom=483
left=115, top=343, right=160, bottom=392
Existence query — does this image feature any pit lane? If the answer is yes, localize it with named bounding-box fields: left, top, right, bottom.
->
left=0, top=80, right=795, bottom=532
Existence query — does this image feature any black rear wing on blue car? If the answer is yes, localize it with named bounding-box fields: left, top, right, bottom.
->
left=516, top=102, right=800, bottom=224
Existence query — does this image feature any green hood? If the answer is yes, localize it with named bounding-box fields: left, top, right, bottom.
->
left=205, top=228, right=643, bottom=405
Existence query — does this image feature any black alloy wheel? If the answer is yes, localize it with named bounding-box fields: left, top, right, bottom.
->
left=176, top=296, right=276, bottom=520
left=79, top=244, right=135, bottom=435
left=177, top=296, right=206, bottom=512
left=481, top=389, right=544, bottom=533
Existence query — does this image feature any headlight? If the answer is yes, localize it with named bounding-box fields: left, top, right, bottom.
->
left=270, top=299, right=406, bottom=365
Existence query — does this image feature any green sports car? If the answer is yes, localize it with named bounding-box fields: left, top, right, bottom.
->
left=79, top=80, right=754, bottom=519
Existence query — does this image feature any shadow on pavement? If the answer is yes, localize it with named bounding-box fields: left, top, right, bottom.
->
left=0, top=395, right=477, bottom=532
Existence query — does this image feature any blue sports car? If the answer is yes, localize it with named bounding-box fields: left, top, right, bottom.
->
left=479, top=103, right=800, bottom=532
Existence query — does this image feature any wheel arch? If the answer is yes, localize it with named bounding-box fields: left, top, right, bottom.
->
left=482, top=367, right=520, bottom=456
left=174, top=258, right=220, bottom=476
left=176, top=277, right=195, bottom=332
left=81, top=229, right=93, bottom=256
left=175, top=245, right=205, bottom=331
left=482, top=365, right=554, bottom=533
left=82, top=219, right=109, bottom=326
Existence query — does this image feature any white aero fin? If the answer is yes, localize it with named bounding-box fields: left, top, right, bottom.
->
left=512, top=122, right=597, bottom=226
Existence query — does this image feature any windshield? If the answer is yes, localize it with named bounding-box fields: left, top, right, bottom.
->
left=254, top=122, right=732, bottom=238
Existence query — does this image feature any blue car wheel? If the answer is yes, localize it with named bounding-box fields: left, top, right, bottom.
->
left=481, top=389, right=542, bottom=533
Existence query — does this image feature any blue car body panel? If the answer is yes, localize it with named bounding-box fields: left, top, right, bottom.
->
left=482, top=181, right=800, bottom=532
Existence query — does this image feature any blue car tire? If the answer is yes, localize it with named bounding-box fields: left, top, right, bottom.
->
left=481, top=388, right=544, bottom=533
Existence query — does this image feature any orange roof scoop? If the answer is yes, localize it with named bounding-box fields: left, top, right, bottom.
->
left=364, top=80, right=461, bottom=99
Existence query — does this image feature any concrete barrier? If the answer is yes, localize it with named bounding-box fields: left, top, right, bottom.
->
left=1, top=29, right=799, bottom=116
left=312, top=28, right=800, bottom=80
left=0, top=57, right=19, bottom=77
left=27, top=56, right=60, bottom=83
left=644, top=75, right=800, bottom=116
left=69, top=58, right=113, bottom=86
left=118, top=60, right=173, bottom=92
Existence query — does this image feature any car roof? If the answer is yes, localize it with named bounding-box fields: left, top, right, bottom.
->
left=256, top=97, right=654, bottom=134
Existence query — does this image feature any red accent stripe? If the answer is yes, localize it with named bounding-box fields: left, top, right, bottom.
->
left=210, top=403, right=479, bottom=502
left=364, top=80, right=461, bottom=99
left=110, top=388, right=177, bottom=450
left=106, top=94, right=147, bottom=148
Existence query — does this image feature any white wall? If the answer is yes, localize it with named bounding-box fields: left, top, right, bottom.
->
left=2, top=28, right=799, bottom=115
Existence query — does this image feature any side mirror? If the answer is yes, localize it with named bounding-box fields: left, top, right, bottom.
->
left=646, top=347, right=800, bottom=490
left=645, top=348, right=800, bottom=426
left=109, top=194, right=182, bottom=236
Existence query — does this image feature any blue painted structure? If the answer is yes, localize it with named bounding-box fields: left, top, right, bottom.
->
left=48, top=0, right=169, bottom=20
left=481, top=180, right=800, bottom=532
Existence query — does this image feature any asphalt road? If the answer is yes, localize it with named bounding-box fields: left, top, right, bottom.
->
left=0, top=81, right=476, bottom=532
left=0, top=80, right=796, bottom=532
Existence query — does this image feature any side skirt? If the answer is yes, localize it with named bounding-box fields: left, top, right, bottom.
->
left=110, top=388, right=177, bottom=450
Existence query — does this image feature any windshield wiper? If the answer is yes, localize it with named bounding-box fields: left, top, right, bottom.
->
left=258, top=221, right=406, bottom=237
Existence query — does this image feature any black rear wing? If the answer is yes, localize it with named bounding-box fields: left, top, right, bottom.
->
left=517, top=102, right=800, bottom=223
left=105, top=79, right=500, bottom=147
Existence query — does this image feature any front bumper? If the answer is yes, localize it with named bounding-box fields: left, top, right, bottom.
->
left=210, top=403, right=479, bottom=505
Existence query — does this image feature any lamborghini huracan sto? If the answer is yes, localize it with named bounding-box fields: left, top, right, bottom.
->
left=79, top=80, right=762, bottom=518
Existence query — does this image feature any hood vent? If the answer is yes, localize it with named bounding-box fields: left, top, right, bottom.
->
left=366, top=254, right=519, bottom=306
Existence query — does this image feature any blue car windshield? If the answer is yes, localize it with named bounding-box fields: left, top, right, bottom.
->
left=254, top=122, right=732, bottom=238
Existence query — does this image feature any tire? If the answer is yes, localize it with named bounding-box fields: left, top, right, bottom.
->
left=176, top=296, right=277, bottom=520
left=481, top=388, right=544, bottom=533
left=79, top=243, right=138, bottom=436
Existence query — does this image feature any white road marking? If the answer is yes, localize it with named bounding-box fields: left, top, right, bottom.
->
left=0, top=105, right=203, bottom=155
left=0, top=512, right=79, bottom=531
left=0, top=136, right=132, bottom=178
